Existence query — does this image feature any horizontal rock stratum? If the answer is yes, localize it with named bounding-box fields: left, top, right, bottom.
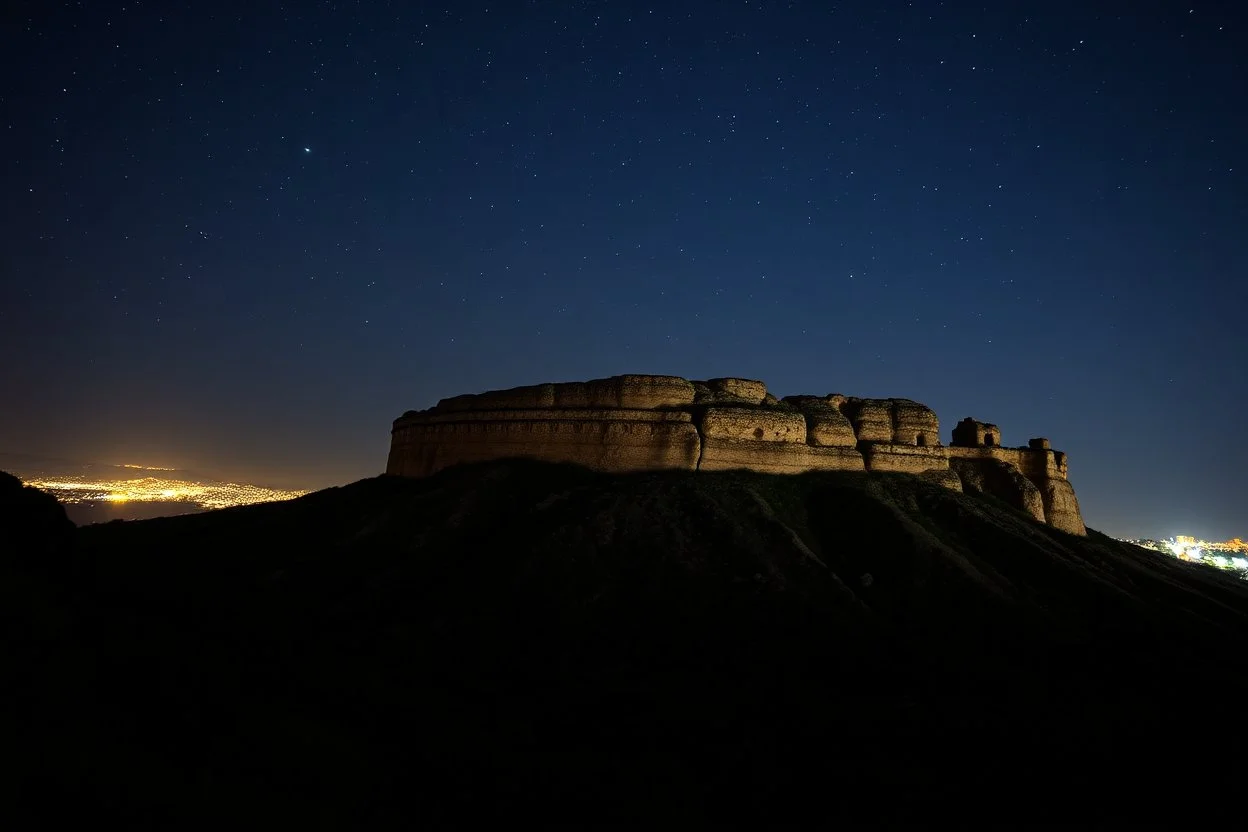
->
left=387, top=374, right=1086, bottom=535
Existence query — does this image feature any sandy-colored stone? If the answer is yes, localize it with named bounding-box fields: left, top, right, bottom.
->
left=783, top=396, right=858, bottom=448
left=433, top=375, right=695, bottom=413
left=700, top=407, right=806, bottom=444
left=831, top=397, right=940, bottom=446
left=698, top=437, right=865, bottom=474
left=952, top=417, right=1003, bottom=448
left=387, top=419, right=701, bottom=478
left=405, top=408, right=693, bottom=425
left=945, top=443, right=1084, bottom=534
left=436, top=384, right=556, bottom=412
left=1052, top=451, right=1069, bottom=478
left=691, top=382, right=762, bottom=406
left=1040, top=479, right=1086, bottom=535
left=690, top=381, right=715, bottom=403
left=619, top=375, right=697, bottom=408
left=388, top=374, right=1086, bottom=535
left=949, top=458, right=1046, bottom=525
left=834, top=397, right=894, bottom=443
left=946, top=446, right=1065, bottom=481
left=858, top=443, right=950, bottom=474
left=919, top=469, right=964, bottom=492
left=889, top=399, right=941, bottom=446
left=554, top=375, right=696, bottom=409
left=704, top=377, right=768, bottom=404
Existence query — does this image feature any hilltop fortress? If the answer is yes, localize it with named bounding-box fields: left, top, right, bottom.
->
left=387, top=374, right=1086, bottom=535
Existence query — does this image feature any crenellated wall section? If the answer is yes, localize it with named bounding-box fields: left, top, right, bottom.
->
left=387, top=375, right=1087, bottom=535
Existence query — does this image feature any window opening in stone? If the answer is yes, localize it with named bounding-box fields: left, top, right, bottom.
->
left=915, top=433, right=928, bottom=446
left=984, top=432, right=996, bottom=446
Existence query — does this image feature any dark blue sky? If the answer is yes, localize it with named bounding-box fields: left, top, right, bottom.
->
left=3, top=1, right=1245, bottom=539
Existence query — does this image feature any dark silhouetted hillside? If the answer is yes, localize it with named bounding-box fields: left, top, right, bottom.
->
left=6, top=461, right=1247, bottom=824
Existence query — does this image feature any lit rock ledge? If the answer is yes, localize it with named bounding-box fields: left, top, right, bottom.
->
left=692, top=377, right=769, bottom=405
left=700, top=407, right=807, bottom=444
left=698, top=438, right=865, bottom=474
left=433, top=374, right=696, bottom=412
left=387, top=373, right=1087, bottom=535
left=857, top=442, right=951, bottom=475
left=782, top=396, right=858, bottom=448
left=387, top=418, right=701, bottom=478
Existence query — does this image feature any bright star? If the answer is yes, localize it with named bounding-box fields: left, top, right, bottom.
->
left=303, top=147, right=311, bottom=153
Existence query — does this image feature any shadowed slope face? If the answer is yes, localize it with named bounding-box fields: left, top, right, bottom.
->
left=1, top=470, right=74, bottom=558
left=12, top=461, right=1248, bottom=824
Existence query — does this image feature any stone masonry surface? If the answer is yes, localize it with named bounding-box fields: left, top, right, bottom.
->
left=388, top=374, right=1086, bottom=535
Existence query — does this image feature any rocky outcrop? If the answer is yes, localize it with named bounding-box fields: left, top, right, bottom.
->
left=695, top=377, right=768, bottom=405
left=949, top=458, right=1046, bottom=524
left=919, top=469, right=964, bottom=492
left=434, top=374, right=696, bottom=413
left=700, top=407, right=806, bottom=444
left=387, top=374, right=1087, bottom=535
left=830, top=396, right=941, bottom=447
left=859, top=443, right=951, bottom=475
left=693, top=394, right=864, bottom=473
left=889, top=399, right=942, bottom=447
left=698, top=439, right=865, bottom=474
left=1039, top=479, right=1087, bottom=536
left=1, top=470, right=75, bottom=563
left=783, top=397, right=858, bottom=448
left=387, top=411, right=701, bottom=478
left=832, top=396, right=893, bottom=443
left=946, top=422, right=1087, bottom=535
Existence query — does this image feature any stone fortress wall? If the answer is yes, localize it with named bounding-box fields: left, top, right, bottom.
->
left=387, top=374, right=1086, bottom=535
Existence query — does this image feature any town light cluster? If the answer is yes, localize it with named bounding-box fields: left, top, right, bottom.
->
left=24, top=475, right=308, bottom=510
left=1124, top=535, right=1248, bottom=577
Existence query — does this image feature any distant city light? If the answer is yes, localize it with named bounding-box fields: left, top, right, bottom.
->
left=1122, top=535, right=1248, bottom=580
left=24, top=475, right=308, bottom=511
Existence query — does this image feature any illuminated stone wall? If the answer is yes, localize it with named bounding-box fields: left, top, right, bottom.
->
left=387, top=373, right=1087, bottom=535
left=947, top=426, right=1086, bottom=536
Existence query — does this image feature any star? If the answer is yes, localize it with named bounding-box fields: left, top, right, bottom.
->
left=303, top=147, right=311, bottom=153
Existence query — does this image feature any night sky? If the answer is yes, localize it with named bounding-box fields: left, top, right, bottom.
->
left=3, top=1, right=1245, bottom=539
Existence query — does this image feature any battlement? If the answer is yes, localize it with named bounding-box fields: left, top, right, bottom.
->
left=387, top=374, right=1086, bottom=535
left=952, top=417, right=1001, bottom=447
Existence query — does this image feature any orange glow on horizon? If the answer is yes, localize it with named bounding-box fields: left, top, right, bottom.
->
left=23, top=475, right=308, bottom=511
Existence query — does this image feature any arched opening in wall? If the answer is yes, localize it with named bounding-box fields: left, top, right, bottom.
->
left=915, top=433, right=928, bottom=446
left=984, top=433, right=996, bottom=446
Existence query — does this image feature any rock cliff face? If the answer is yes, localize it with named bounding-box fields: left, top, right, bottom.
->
left=388, top=373, right=1087, bottom=535
left=946, top=422, right=1087, bottom=536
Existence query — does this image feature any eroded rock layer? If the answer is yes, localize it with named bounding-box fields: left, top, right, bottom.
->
left=387, top=412, right=701, bottom=477
left=950, top=457, right=1047, bottom=525
left=388, top=373, right=1087, bottom=535
left=698, top=438, right=865, bottom=474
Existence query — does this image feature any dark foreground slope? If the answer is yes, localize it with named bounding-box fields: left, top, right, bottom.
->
left=8, top=461, right=1248, bottom=824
